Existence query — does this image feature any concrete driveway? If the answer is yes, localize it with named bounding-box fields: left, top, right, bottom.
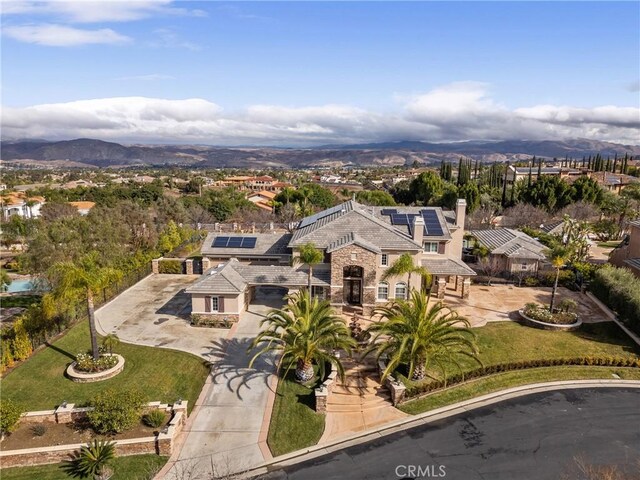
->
left=95, top=274, right=228, bottom=360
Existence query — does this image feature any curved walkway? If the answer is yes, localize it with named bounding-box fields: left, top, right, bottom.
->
left=254, top=384, right=640, bottom=479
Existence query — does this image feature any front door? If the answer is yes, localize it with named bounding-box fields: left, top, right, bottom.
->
left=343, top=279, right=361, bottom=304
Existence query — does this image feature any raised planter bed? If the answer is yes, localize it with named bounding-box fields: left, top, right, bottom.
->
left=66, top=354, right=125, bottom=383
left=518, top=310, right=582, bottom=331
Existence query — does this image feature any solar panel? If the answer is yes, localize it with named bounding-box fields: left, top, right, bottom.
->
left=227, top=237, right=243, bottom=247
left=420, top=210, right=444, bottom=236
left=298, top=204, right=346, bottom=228
left=213, top=237, right=228, bottom=247
left=391, top=214, right=409, bottom=225
left=380, top=208, right=397, bottom=216
left=241, top=237, right=257, bottom=248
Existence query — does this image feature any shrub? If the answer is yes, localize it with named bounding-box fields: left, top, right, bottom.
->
left=62, top=439, right=115, bottom=479
left=88, top=389, right=146, bottom=434
left=143, top=409, right=166, bottom=429
left=191, top=314, right=233, bottom=328
left=591, top=265, right=640, bottom=335
left=10, top=318, right=32, bottom=361
left=523, top=276, right=539, bottom=287
left=523, top=303, right=578, bottom=325
left=75, top=353, right=118, bottom=373
left=31, top=424, right=46, bottom=437
left=158, top=259, right=183, bottom=274
left=0, top=399, right=23, bottom=435
left=1, top=338, right=15, bottom=372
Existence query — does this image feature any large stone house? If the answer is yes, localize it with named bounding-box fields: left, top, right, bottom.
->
left=186, top=198, right=475, bottom=321
left=610, top=220, right=640, bottom=278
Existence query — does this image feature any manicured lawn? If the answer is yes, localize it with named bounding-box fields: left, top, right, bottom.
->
left=267, top=370, right=325, bottom=457
left=0, top=454, right=167, bottom=480
left=398, top=322, right=640, bottom=389
left=0, top=320, right=210, bottom=413
left=399, top=366, right=640, bottom=415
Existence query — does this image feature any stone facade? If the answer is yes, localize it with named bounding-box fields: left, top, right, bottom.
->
left=329, top=244, right=377, bottom=315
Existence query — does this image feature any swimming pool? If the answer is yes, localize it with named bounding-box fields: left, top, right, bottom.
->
left=5, top=279, right=37, bottom=293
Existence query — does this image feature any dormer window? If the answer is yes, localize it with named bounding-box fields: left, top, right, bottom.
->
left=424, top=242, right=438, bottom=253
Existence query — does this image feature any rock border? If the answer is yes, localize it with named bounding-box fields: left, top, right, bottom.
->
left=518, top=309, right=582, bottom=331
left=66, top=354, right=125, bottom=383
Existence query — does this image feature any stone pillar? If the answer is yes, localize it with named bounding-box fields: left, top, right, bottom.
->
left=462, top=278, right=471, bottom=299
left=54, top=403, right=76, bottom=424
left=386, top=380, right=406, bottom=406
left=172, top=400, right=188, bottom=421
left=437, top=277, right=446, bottom=299
left=269, top=221, right=274, bottom=231
left=185, top=259, right=193, bottom=275
left=202, top=257, right=211, bottom=272
left=314, top=387, right=328, bottom=412
left=152, top=258, right=160, bottom=274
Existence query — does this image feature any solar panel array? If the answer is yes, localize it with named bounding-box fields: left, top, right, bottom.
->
left=421, top=210, right=444, bottom=236
left=298, top=204, right=346, bottom=228
left=380, top=208, right=397, bottom=216
left=212, top=236, right=257, bottom=249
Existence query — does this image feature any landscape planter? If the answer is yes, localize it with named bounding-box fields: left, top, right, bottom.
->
left=518, top=310, right=582, bottom=331
left=66, top=354, right=125, bottom=383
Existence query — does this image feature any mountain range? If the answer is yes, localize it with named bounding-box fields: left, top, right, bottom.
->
left=1, top=138, right=638, bottom=169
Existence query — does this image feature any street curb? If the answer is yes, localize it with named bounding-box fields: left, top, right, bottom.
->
left=240, top=379, right=640, bottom=478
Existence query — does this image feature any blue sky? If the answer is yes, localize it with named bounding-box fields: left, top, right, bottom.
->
left=2, top=1, right=639, bottom=145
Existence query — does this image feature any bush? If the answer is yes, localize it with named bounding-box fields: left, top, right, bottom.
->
left=88, top=389, right=146, bottom=434
left=62, top=439, right=115, bottom=479
left=143, top=409, right=166, bottom=429
left=191, top=314, right=234, bottom=328
left=158, top=259, right=183, bottom=274
left=0, top=399, right=23, bottom=435
left=75, top=353, right=118, bottom=373
left=31, top=424, right=47, bottom=436
left=591, top=265, right=640, bottom=336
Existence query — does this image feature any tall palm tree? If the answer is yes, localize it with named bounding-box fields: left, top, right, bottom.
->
left=546, top=245, right=571, bottom=313
left=293, top=242, right=324, bottom=293
left=249, top=290, right=355, bottom=382
left=382, top=252, right=432, bottom=293
left=50, top=252, right=122, bottom=359
left=365, top=290, right=480, bottom=381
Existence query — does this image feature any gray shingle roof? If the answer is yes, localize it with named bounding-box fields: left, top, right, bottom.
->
left=624, top=258, right=640, bottom=272
left=629, top=220, right=640, bottom=229
left=201, top=232, right=291, bottom=257
left=469, top=228, right=546, bottom=259
left=186, top=259, right=329, bottom=294
left=421, top=257, right=477, bottom=276
left=326, top=232, right=381, bottom=254
left=539, top=221, right=563, bottom=235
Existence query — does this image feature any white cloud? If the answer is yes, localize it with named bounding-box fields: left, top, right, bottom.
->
left=2, top=84, right=639, bottom=146
left=0, top=0, right=206, bottom=23
left=2, top=23, right=131, bottom=46
left=147, top=28, right=201, bottom=51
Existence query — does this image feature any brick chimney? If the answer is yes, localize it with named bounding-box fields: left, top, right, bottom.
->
left=455, top=199, right=466, bottom=228
left=413, top=215, right=425, bottom=245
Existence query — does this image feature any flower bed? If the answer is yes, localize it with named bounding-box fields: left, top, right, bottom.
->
left=75, top=353, right=118, bottom=373
left=66, top=354, right=125, bottom=383
left=522, top=304, right=577, bottom=325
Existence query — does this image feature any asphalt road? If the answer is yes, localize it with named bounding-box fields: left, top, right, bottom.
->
left=257, top=388, right=640, bottom=480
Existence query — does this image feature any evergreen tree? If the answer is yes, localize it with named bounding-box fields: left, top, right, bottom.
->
left=501, top=162, right=510, bottom=207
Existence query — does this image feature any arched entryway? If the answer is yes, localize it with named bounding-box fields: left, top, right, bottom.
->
left=343, top=265, right=363, bottom=305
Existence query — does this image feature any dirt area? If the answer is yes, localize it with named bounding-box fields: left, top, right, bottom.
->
left=443, top=284, right=610, bottom=327
left=1, top=413, right=169, bottom=451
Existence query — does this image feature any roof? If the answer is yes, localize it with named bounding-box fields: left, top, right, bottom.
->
left=421, top=257, right=477, bottom=276
left=326, top=232, right=382, bottom=254
left=248, top=190, right=277, bottom=200
left=201, top=232, right=291, bottom=257
left=539, top=221, right=563, bottom=235
left=624, top=258, right=640, bottom=272
left=628, top=220, right=640, bottom=229
left=68, top=201, right=96, bottom=210
left=0, top=192, right=45, bottom=207
left=470, top=228, right=546, bottom=260
left=289, top=199, right=451, bottom=251
left=186, top=258, right=329, bottom=294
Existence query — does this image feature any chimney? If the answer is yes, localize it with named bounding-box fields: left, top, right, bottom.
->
left=413, top=215, right=424, bottom=245
left=455, top=199, right=466, bottom=228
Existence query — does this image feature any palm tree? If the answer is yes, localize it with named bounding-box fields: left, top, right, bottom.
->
left=293, top=242, right=324, bottom=293
left=365, top=290, right=480, bottom=381
left=50, top=252, right=122, bottom=360
left=546, top=245, right=571, bottom=313
left=63, top=439, right=115, bottom=479
left=382, top=252, right=432, bottom=293
left=249, top=290, right=356, bottom=383
left=101, top=333, right=120, bottom=355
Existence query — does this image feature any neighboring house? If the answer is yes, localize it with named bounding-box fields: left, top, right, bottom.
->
left=246, top=190, right=276, bottom=212
left=539, top=220, right=564, bottom=236
left=587, top=171, right=640, bottom=194
left=219, top=175, right=292, bottom=192
left=505, top=165, right=583, bottom=185
left=187, top=198, right=475, bottom=321
left=1, top=192, right=45, bottom=220
left=468, top=228, right=547, bottom=276
left=68, top=201, right=96, bottom=216
left=610, top=220, right=640, bottom=278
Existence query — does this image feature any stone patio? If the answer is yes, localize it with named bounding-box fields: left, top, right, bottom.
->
left=443, top=284, right=611, bottom=327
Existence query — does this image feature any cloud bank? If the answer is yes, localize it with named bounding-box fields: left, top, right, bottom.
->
left=2, top=83, right=639, bottom=146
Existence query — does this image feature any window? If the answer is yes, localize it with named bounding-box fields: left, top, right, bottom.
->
left=312, top=286, right=325, bottom=300
left=381, top=254, right=388, bottom=266
left=395, top=282, right=407, bottom=300
left=424, top=242, right=438, bottom=253
left=377, top=282, right=389, bottom=301
left=521, top=262, right=528, bottom=270
left=205, top=296, right=219, bottom=312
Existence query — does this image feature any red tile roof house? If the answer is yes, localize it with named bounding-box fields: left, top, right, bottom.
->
left=186, top=198, right=475, bottom=322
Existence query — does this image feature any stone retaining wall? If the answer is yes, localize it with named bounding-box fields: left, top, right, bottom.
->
left=518, top=310, right=582, bottom=331
left=314, top=362, right=338, bottom=413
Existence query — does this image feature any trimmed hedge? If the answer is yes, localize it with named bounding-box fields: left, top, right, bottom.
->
left=158, top=259, right=183, bottom=274
left=401, top=355, right=640, bottom=399
left=591, top=265, right=640, bottom=336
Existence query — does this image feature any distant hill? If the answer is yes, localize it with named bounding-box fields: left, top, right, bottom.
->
left=1, top=138, right=638, bottom=169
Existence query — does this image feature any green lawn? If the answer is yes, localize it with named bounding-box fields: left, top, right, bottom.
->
left=267, top=370, right=325, bottom=457
left=399, top=366, right=640, bottom=415
left=0, top=454, right=167, bottom=480
left=0, top=320, right=210, bottom=413
left=398, top=322, right=640, bottom=390
left=597, top=240, right=622, bottom=249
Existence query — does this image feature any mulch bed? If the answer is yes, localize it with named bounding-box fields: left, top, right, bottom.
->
left=0, top=412, right=170, bottom=451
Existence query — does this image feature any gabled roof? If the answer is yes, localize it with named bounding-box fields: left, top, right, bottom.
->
left=421, top=257, right=477, bottom=276
left=186, top=260, right=247, bottom=294
left=469, top=228, right=546, bottom=260
left=201, top=232, right=291, bottom=257
left=326, top=232, right=382, bottom=254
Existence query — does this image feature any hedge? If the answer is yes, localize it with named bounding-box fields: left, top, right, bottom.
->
left=401, top=355, right=640, bottom=399
left=591, top=265, right=640, bottom=336
left=158, top=259, right=183, bottom=274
